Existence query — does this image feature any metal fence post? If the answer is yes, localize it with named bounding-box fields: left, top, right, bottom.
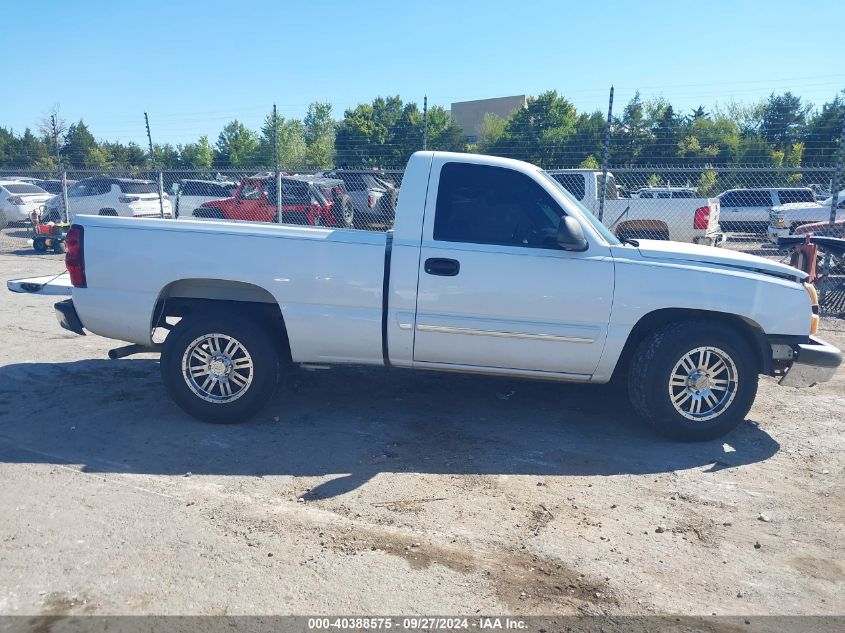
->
left=820, top=114, right=845, bottom=305
left=61, top=170, right=69, bottom=224
left=145, top=112, right=165, bottom=219
left=598, top=85, right=614, bottom=222
left=273, top=104, right=282, bottom=224
left=423, top=95, right=428, bottom=151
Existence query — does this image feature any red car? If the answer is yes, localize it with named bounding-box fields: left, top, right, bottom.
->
left=793, top=218, right=845, bottom=238
left=194, top=176, right=354, bottom=227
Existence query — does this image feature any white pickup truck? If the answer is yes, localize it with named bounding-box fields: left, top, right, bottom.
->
left=9, top=152, right=841, bottom=441
left=547, top=169, right=725, bottom=246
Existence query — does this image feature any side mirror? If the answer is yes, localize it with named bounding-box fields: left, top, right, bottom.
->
left=557, top=216, right=588, bottom=251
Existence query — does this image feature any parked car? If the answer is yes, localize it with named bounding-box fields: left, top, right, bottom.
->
left=31, top=179, right=77, bottom=195
left=549, top=170, right=724, bottom=245
left=11, top=151, right=840, bottom=442
left=194, top=175, right=353, bottom=227
left=634, top=187, right=697, bottom=199
left=0, top=181, right=53, bottom=227
left=766, top=191, right=845, bottom=243
left=717, top=188, right=815, bottom=230
left=322, top=169, right=398, bottom=228
left=41, top=177, right=171, bottom=221
left=172, top=180, right=237, bottom=218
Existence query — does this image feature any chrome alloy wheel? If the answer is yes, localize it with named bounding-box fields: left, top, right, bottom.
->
left=181, top=333, right=254, bottom=404
left=668, top=346, right=738, bottom=421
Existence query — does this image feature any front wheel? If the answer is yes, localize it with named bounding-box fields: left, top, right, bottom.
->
left=628, top=320, right=758, bottom=441
left=160, top=313, right=280, bottom=424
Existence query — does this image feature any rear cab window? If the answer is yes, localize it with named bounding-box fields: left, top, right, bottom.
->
left=549, top=173, right=586, bottom=200
left=119, top=181, right=157, bottom=194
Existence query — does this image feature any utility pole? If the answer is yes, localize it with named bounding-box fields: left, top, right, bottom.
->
left=598, top=85, right=614, bottom=222
left=51, top=114, right=69, bottom=223
left=145, top=112, right=166, bottom=219
left=423, top=95, right=428, bottom=151
left=273, top=103, right=282, bottom=223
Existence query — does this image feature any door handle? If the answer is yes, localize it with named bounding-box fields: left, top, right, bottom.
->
left=424, top=257, right=460, bottom=276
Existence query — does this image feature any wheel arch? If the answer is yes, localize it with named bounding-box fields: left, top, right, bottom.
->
left=154, top=278, right=291, bottom=362
left=611, top=307, right=772, bottom=381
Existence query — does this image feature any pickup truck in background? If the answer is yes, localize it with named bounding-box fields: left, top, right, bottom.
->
left=547, top=169, right=725, bottom=246
left=767, top=191, right=845, bottom=243
left=9, top=152, right=841, bottom=442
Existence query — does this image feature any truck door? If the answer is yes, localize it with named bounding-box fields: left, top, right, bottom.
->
left=412, top=160, right=614, bottom=377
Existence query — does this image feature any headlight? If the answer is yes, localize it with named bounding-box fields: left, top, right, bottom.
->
left=804, top=282, right=819, bottom=335
left=770, top=212, right=786, bottom=228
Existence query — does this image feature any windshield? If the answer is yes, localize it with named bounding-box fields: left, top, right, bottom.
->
left=539, top=170, right=621, bottom=245
left=4, top=183, right=47, bottom=194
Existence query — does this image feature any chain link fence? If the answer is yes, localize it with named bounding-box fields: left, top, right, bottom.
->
left=2, top=163, right=844, bottom=313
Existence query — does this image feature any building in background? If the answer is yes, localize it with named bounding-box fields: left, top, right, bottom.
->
left=450, top=95, right=527, bottom=144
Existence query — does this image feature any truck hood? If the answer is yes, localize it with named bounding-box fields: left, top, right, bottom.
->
left=634, top=239, right=806, bottom=281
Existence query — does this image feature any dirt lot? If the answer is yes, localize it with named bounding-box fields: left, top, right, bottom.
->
left=0, top=252, right=843, bottom=617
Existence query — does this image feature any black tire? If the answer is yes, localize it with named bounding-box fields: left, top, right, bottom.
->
left=33, top=237, right=47, bottom=253
left=53, top=240, right=66, bottom=254
left=333, top=194, right=355, bottom=228
left=160, top=312, right=280, bottom=424
left=193, top=207, right=224, bottom=220
left=628, top=320, right=758, bottom=441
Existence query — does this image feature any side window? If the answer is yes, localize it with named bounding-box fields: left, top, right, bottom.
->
left=674, top=190, right=694, bottom=198
left=239, top=182, right=263, bottom=200
left=777, top=189, right=814, bottom=204
left=549, top=173, right=586, bottom=200
left=639, top=191, right=653, bottom=199
left=433, top=163, right=562, bottom=250
left=735, top=190, right=774, bottom=207
left=657, top=192, right=671, bottom=199
left=720, top=192, right=737, bottom=206
left=96, top=181, right=113, bottom=195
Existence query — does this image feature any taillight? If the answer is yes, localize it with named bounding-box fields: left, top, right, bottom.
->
left=368, top=193, right=375, bottom=208
left=65, top=225, right=86, bottom=288
left=8, top=196, right=25, bottom=205
left=119, top=195, right=140, bottom=203
left=693, top=206, right=710, bottom=230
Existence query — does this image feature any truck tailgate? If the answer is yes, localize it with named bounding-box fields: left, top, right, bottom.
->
left=7, top=273, right=73, bottom=296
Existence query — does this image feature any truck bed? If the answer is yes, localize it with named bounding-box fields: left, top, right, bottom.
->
left=69, top=215, right=390, bottom=365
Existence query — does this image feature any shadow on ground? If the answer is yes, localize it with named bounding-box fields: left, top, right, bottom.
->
left=0, top=358, right=779, bottom=498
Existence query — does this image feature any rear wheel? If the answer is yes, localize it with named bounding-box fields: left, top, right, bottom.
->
left=33, top=237, right=47, bottom=253
left=160, top=313, right=280, bottom=424
left=333, top=195, right=355, bottom=228
left=628, top=320, right=758, bottom=441
left=98, top=208, right=118, bottom=216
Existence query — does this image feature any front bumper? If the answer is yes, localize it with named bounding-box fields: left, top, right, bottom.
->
left=779, top=336, right=842, bottom=388
left=768, top=225, right=789, bottom=244
left=54, top=299, right=85, bottom=336
left=694, top=232, right=727, bottom=247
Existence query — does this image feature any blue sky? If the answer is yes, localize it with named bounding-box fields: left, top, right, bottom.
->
left=5, top=0, right=844, bottom=146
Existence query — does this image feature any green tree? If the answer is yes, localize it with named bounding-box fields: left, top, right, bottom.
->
left=179, top=136, right=214, bottom=168
left=214, top=120, right=258, bottom=167
left=62, top=120, right=105, bottom=168
left=304, top=102, right=335, bottom=167
left=491, top=91, right=577, bottom=165
left=477, top=113, right=506, bottom=153
left=760, top=92, right=810, bottom=151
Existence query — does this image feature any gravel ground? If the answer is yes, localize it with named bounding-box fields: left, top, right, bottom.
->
left=0, top=253, right=843, bottom=617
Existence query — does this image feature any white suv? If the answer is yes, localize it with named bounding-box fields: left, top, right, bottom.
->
left=172, top=179, right=236, bottom=218
left=717, top=187, right=815, bottom=229
left=42, top=177, right=171, bottom=221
